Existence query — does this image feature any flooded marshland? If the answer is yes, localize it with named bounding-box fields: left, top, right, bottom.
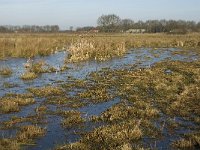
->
left=0, top=48, right=199, bottom=150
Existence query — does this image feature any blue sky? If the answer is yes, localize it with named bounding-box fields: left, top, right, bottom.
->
left=0, top=0, right=199, bottom=29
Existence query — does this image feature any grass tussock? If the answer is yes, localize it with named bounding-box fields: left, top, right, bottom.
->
left=20, top=72, right=37, bottom=80
left=0, top=67, right=12, bottom=76
left=58, top=120, right=142, bottom=150
left=45, top=96, right=87, bottom=108
left=79, top=86, right=112, bottom=103
left=29, top=60, right=57, bottom=73
left=1, top=115, right=45, bottom=130
left=0, top=138, right=21, bottom=150
left=28, top=86, right=64, bottom=97
left=0, top=97, right=35, bottom=113
left=16, top=125, right=46, bottom=144
left=60, top=110, right=85, bottom=128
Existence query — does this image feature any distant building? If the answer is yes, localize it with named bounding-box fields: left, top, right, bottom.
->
left=126, top=29, right=146, bottom=33
left=89, top=29, right=99, bottom=33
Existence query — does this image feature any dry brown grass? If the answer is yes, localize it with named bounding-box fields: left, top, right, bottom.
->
left=0, top=67, right=12, bottom=76
left=28, top=86, right=64, bottom=97
left=0, top=33, right=75, bottom=59
left=67, top=38, right=126, bottom=62
left=60, top=110, right=85, bottom=128
left=0, top=138, right=21, bottom=150
left=16, top=125, right=46, bottom=144
left=0, top=97, right=35, bottom=113
left=0, top=33, right=200, bottom=61
left=20, top=72, right=37, bottom=80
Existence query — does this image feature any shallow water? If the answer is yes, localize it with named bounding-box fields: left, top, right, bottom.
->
left=0, top=48, right=199, bottom=149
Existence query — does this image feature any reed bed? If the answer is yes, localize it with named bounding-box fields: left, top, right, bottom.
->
left=0, top=33, right=75, bottom=59
left=67, top=38, right=126, bottom=62
left=0, top=33, right=200, bottom=61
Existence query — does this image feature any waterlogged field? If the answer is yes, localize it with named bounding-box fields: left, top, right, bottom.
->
left=0, top=33, right=200, bottom=150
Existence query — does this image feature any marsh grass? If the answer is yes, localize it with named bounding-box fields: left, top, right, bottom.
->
left=0, top=33, right=200, bottom=62
left=0, top=67, right=12, bottom=76
left=3, top=82, right=18, bottom=88
left=16, top=125, right=46, bottom=144
left=60, top=110, right=85, bottom=128
left=172, top=132, right=200, bottom=149
left=58, top=120, right=142, bottom=150
left=0, top=33, right=74, bottom=59
left=56, top=142, right=89, bottom=150
left=20, top=72, right=37, bottom=80
left=0, top=138, right=21, bottom=150
left=35, top=105, right=48, bottom=114
left=21, top=60, right=61, bottom=80
left=67, top=38, right=126, bottom=62
left=79, top=86, right=112, bottom=103
left=58, top=60, right=200, bottom=149
left=28, top=86, right=64, bottom=97
left=0, top=97, right=35, bottom=114
left=29, top=60, right=57, bottom=73
left=1, top=114, right=45, bottom=129
left=4, top=92, right=34, bottom=98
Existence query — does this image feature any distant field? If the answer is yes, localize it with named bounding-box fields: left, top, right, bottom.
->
left=0, top=33, right=200, bottom=60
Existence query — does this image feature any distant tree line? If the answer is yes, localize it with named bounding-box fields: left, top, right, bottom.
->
left=96, top=14, right=200, bottom=33
left=1, top=14, right=200, bottom=33
left=0, top=25, right=59, bottom=33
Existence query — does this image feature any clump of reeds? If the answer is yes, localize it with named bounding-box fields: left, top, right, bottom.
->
left=0, top=67, right=12, bottom=76
left=67, top=37, right=126, bottom=62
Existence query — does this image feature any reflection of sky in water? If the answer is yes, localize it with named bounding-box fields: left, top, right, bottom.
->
left=0, top=48, right=199, bottom=150
left=1, top=48, right=198, bottom=97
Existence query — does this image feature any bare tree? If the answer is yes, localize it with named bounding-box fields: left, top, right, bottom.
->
left=97, top=14, right=121, bottom=32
